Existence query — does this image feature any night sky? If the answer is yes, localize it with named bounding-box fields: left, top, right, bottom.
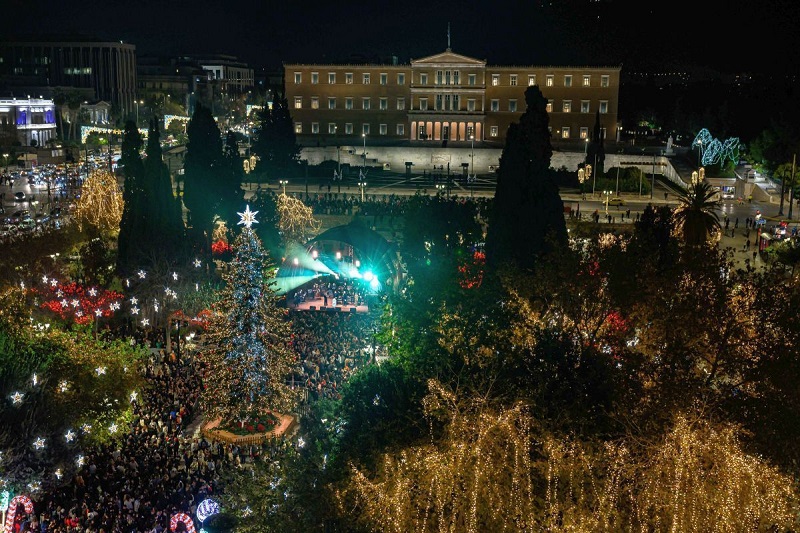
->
left=7, top=0, right=800, bottom=74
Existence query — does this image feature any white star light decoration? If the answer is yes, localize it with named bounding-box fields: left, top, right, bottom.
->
left=65, top=430, right=75, bottom=443
left=237, top=205, right=259, bottom=228
left=130, top=391, right=138, bottom=402
left=50, top=279, right=58, bottom=287
left=76, top=454, right=85, bottom=467
left=172, top=272, right=179, bottom=281
left=10, top=392, right=24, bottom=404
left=194, top=258, right=202, bottom=268
left=141, top=318, right=150, bottom=326
left=33, top=437, right=46, bottom=450
left=31, top=374, right=38, bottom=386
left=59, top=381, right=69, bottom=393
left=81, top=424, right=92, bottom=434
left=88, top=287, right=97, bottom=297
left=95, top=366, right=107, bottom=376
left=131, top=306, right=140, bottom=315
left=137, top=270, right=147, bottom=279
left=42, top=275, right=48, bottom=284
left=109, top=423, right=118, bottom=434
left=95, top=309, right=103, bottom=317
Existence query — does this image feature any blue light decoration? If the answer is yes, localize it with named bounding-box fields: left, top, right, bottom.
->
left=196, top=498, right=220, bottom=523
left=692, top=128, right=741, bottom=167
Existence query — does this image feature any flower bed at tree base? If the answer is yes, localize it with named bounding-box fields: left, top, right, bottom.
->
left=201, top=413, right=298, bottom=445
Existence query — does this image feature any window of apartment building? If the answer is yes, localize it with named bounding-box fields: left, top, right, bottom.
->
left=420, top=98, right=428, bottom=111
left=328, top=123, right=337, bottom=134
left=328, top=72, right=336, bottom=84
left=362, top=97, right=370, bottom=110
left=546, top=100, right=553, bottom=112
left=467, top=99, right=476, bottom=112
left=601, top=75, right=609, bottom=87
left=345, top=97, right=353, bottom=110
left=396, top=124, right=405, bottom=135
left=363, top=73, right=370, bottom=84
left=328, top=97, right=336, bottom=109
left=580, top=127, right=589, bottom=139
left=490, top=126, right=499, bottom=137
left=294, top=72, right=301, bottom=84
left=528, top=74, right=536, bottom=86
left=397, top=97, right=405, bottom=110
left=311, top=122, right=319, bottom=134
left=380, top=73, right=387, bottom=85
left=294, top=122, right=302, bottom=133
left=510, top=74, right=518, bottom=86
left=420, top=73, right=428, bottom=85
left=468, top=73, right=476, bottom=86
left=599, top=100, right=608, bottom=113
left=294, top=96, right=302, bottom=109
left=581, top=100, right=590, bottom=113
left=491, top=99, right=499, bottom=112
left=345, top=123, right=353, bottom=134
left=582, top=75, right=591, bottom=87
left=509, top=100, right=517, bottom=112
left=311, top=72, right=318, bottom=84
left=379, top=97, right=388, bottom=110
left=380, top=123, right=387, bottom=135
left=564, top=75, right=572, bottom=87
left=397, top=73, right=405, bottom=85
left=546, top=75, right=554, bottom=87
left=561, top=127, right=570, bottom=139
left=362, top=123, right=370, bottom=135
left=492, top=74, right=499, bottom=86
left=562, top=100, right=571, bottom=113
left=311, top=97, right=319, bottom=109
left=345, top=72, right=353, bottom=84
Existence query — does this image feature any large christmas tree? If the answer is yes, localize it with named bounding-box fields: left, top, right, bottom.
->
left=200, top=205, right=298, bottom=424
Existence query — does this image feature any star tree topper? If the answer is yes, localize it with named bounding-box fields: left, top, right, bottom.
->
left=237, top=205, right=259, bottom=228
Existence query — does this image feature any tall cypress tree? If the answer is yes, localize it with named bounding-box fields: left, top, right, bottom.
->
left=143, top=117, right=185, bottom=257
left=485, top=85, right=567, bottom=270
left=117, top=120, right=146, bottom=275
left=251, top=86, right=301, bottom=182
left=216, top=130, right=245, bottom=237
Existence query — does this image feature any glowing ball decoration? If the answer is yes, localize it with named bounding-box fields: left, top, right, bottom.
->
left=196, top=499, right=220, bottom=523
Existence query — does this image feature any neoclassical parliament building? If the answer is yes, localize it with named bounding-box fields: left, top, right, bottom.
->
left=284, top=48, right=621, bottom=148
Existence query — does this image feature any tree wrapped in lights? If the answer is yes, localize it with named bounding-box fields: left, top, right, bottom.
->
left=276, top=193, right=320, bottom=246
left=74, top=169, right=124, bottom=236
left=200, top=205, right=298, bottom=425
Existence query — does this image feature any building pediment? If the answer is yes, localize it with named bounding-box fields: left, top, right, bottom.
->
left=411, top=49, right=486, bottom=68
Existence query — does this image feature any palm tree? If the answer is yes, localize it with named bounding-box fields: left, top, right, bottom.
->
left=672, top=180, right=722, bottom=247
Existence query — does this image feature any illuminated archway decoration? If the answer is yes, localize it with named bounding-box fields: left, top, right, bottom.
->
left=196, top=498, right=220, bottom=523
left=692, top=128, right=741, bottom=167
left=164, top=115, right=190, bottom=130
left=81, top=125, right=147, bottom=144
left=4, top=495, right=34, bottom=533
left=170, top=512, right=196, bottom=533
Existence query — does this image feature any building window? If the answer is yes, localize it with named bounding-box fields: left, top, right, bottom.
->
left=562, top=100, right=571, bottom=113
left=311, top=122, right=319, bottom=134
left=580, top=127, right=589, bottom=139
left=397, top=73, right=405, bottom=85
left=363, top=73, right=370, bottom=84
left=453, top=71, right=460, bottom=84
left=328, top=97, right=336, bottom=109
left=582, top=75, right=591, bottom=87
left=418, top=124, right=427, bottom=138
left=311, top=72, right=318, bottom=84
left=345, top=97, right=353, bottom=110
left=546, top=75, right=554, bottom=87
left=362, top=98, right=370, bottom=110
left=328, top=72, right=336, bottom=84
left=294, top=97, right=302, bottom=109
left=294, top=72, right=301, bottom=84
left=599, top=101, right=608, bottom=113
left=345, top=72, right=353, bottom=84
left=510, top=74, right=518, bottom=86
left=467, top=99, right=475, bottom=112
left=546, top=100, right=553, bottom=112
left=564, top=75, right=572, bottom=87
left=362, top=123, right=370, bottom=135
left=294, top=122, right=302, bottom=133
left=420, top=98, right=428, bottom=111
left=328, top=123, right=337, bottom=134
left=380, top=73, right=387, bottom=85
left=492, top=74, right=499, bottom=86
left=509, top=100, right=517, bottom=112
left=528, top=74, right=536, bottom=86
left=436, top=70, right=443, bottom=85
left=345, top=123, right=353, bottom=134
left=311, top=97, right=319, bottom=109
left=561, top=127, right=570, bottom=139
left=420, top=73, right=428, bottom=85
left=490, top=126, right=498, bottom=137
left=396, top=124, right=405, bottom=135
left=379, top=97, right=388, bottom=110
left=468, top=73, right=476, bottom=86
left=380, top=123, right=387, bottom=135
left=601, top=75, right=609, bottom=87
left=435, top=94, right=443, bottom=110
left=581, top=100, right=590, bottom=113
left=397, top=97, right=405, bottom=110
left=490, top=99, right=499, bottom=112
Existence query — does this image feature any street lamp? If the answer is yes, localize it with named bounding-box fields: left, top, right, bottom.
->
left=358, top=180, right=367, bottom=202
left=436, top=183, right=446, bottom=198
left=279, top=179, right=288, bottom=195
left=134, top=100, right=143, bottom=126
left=361, top=133, right=367, bottom=171
left=586, top=164, right=594, bottom=196
left=691, top=167, right=705, bottom=186
left=584, top=137, right=589, bottom=155
left=577, top=167, right=587, bottom=198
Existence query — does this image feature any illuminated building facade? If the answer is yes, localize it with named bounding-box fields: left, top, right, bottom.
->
left=0, top=97, right=57, bottom=146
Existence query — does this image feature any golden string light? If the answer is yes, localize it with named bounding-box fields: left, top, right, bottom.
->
left=73, top=169, right=124, bottom=234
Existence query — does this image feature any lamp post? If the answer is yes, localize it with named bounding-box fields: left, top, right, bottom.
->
left=584, top=137, right=589, bottom=155
left=361, top=133, right=367, bottom=171
left=134, top=100, right=143, bottom=126
left=2, top=153, right=8, bottom=175
left=358, top=180, right=367, bottom=202
left=604, top=190, right=612, bottom=214
left=577, top=167, right=587, bottom=198
left=436, top=183, right=446, bottom=198
left=279, top=179, right=288, bottom=195
left=586, top=164, right=594, bottom=196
